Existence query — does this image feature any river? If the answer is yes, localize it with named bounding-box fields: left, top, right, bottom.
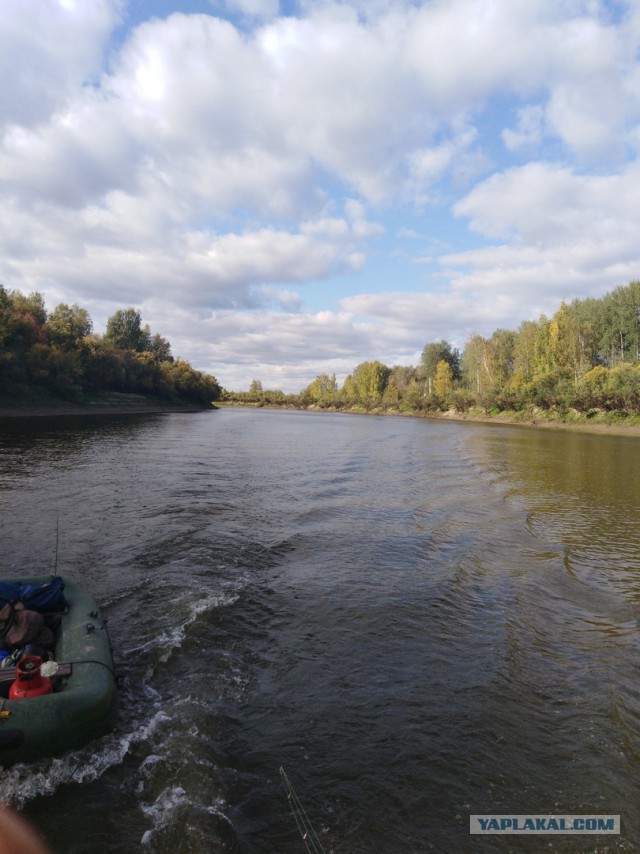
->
left=0, top=407, right=639, bottom=852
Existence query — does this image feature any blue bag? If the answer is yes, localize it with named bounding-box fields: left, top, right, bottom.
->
left=0, top=576, right=66, bottom=612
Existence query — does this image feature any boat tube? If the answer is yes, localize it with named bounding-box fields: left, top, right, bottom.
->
left=0, top=577, right=117, bottom=766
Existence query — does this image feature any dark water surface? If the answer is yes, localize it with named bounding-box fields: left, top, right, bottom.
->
left=1, top=407, right=639, bottom=852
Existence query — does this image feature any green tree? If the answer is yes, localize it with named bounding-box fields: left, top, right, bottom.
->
left=161, top=359, right=221, bottom=404
left=48, top=303, right=92, bottom=347
left=304, top=373, right=338, bottom=404
left=388, top=365, right=417, bottom=391
left=576, top=365, right=609, bottom=410
left=489, top=329, right=516, bottom=388
left=462, top=334, right=492, bottom=395
left=351, top=360, right=390, bottom=403
left=606, top=363, right=640, bottom=411
left=149, top=333, right=172, bottom=362
left=104, top=308, right=151, bottom=352
left=596, top=281, right=640, bottom=365
left=510, top=319, right=540, bottom=392
left=421, top=340, right=460, bottom=394
left=341, top=373, right=356, bottom=402
left=247, top=379, right=264, bottom=402
left=549, top=300, right=595, bottom=383
left=9, top=291, right=47, bottom=326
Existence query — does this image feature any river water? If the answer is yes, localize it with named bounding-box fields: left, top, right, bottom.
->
left=0, top=407, right=639, bottom=852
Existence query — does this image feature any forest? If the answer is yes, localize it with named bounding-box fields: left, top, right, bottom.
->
left=226, top=280, right=640, bottom=420
left=5, top=279, right=640, bottom=419
left=0, top=285, right=221, bottom=406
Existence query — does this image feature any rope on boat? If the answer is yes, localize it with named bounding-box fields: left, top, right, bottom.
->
left=279, top=766, right=327, bottom=854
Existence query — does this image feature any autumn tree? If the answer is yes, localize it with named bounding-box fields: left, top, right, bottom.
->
left=421, top=340, right=460, bottom=394
left=434, top=360, right=453, bottom=399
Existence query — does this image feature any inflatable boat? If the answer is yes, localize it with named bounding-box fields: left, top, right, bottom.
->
left=0, top=577, right=117, bottom=766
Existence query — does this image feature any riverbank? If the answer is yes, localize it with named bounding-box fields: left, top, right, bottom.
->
left=436, top=406, right=640, bottom=436
left=220, top=401, right=640, bottom=437
left=0, top=391, right=215, bottom=418
left=3, top=394, right=640, bottom=436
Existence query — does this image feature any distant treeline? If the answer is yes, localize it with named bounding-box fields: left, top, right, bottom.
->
left=226, top=280, right=640, bottom=416
left=0, top=286, right=221, bottom=405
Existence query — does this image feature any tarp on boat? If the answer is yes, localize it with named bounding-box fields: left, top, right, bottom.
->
left=0, top=576, right=66, bottom=612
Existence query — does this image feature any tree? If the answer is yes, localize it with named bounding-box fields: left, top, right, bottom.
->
left=606, top=363, right=640, bottom=412
left=2, top=290, right=48, bottom=353
left=421, top=340, right=460, bottom=394
left=462, top=334, right=492, bottom=395
left=576, top=365, right=609, bottom=410
left=351, top=361, right=390, bottom=402
left=248, top=379, right=264, bottom=401
left=388, top=365, right=417, bottom=391
left=161, top=359, right=221, bottom=404
left=9, top=291, right=47, bottom=326
left=341, top=374, right=356, bottom=402
left=48, top=303, right=92, bottom=347
left=549, top=300, right=595, bottom=383
left=596, top=281, right=640, bottom=365
left=511, top=319, right=542, bottom=392
left=149, top=333, right=172, bottom=362
left=304, top=373, right=338, bottom=404
left=489, top=329, right=517, bottom=388
left=382, top=376, right=400, bottom=405
left=433, top=360, right=453, bottom=399
left=104, top=308, right=151, bottom=352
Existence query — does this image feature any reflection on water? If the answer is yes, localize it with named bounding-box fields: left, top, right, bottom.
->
left=471, top=427, right=640, bottom=602
left=0, top=410, right=639, bottom=852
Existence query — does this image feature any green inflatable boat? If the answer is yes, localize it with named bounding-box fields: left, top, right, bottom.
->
left=0, top=577, right=117, bottom=766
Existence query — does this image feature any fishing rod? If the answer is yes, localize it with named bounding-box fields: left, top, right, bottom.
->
left=279, top=766, right=327, bottom=854
left=53, top=517, right=60, bottom=575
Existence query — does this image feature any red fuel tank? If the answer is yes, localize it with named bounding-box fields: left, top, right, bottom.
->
left=9, top=656, right=52, bottom=699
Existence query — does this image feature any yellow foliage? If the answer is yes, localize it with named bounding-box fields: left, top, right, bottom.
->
left=434, top=360, right=453, bottom=398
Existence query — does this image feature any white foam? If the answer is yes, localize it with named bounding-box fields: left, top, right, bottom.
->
left=123, top=589, right=239, bottom=666
left=0, top=710, right=171, bottom=807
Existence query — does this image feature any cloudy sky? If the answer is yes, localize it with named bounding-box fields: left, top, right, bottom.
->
left=2, top=0, right=639, bottom=391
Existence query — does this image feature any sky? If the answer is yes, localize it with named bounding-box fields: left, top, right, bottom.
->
left=2, top=0, right=640, bottom=392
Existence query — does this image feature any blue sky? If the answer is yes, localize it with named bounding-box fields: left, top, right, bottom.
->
left=2, top=0, right=639, bottom=391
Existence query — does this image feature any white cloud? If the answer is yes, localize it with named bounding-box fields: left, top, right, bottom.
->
left=0, top=0, right=122, bottom=133
left=445, top=159, right=640, bottom=325
left=2, top=1, right=640, bottom=392
left=454, top=160, right=640, bottom=247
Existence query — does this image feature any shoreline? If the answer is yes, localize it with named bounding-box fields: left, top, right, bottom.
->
left=0, top=393, right=215, bottom=419
left=434, top=408, right=640, bottom=437
left=220, top=401, right=640, bottom=437
left=2, top=396, right=640, bottom=436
